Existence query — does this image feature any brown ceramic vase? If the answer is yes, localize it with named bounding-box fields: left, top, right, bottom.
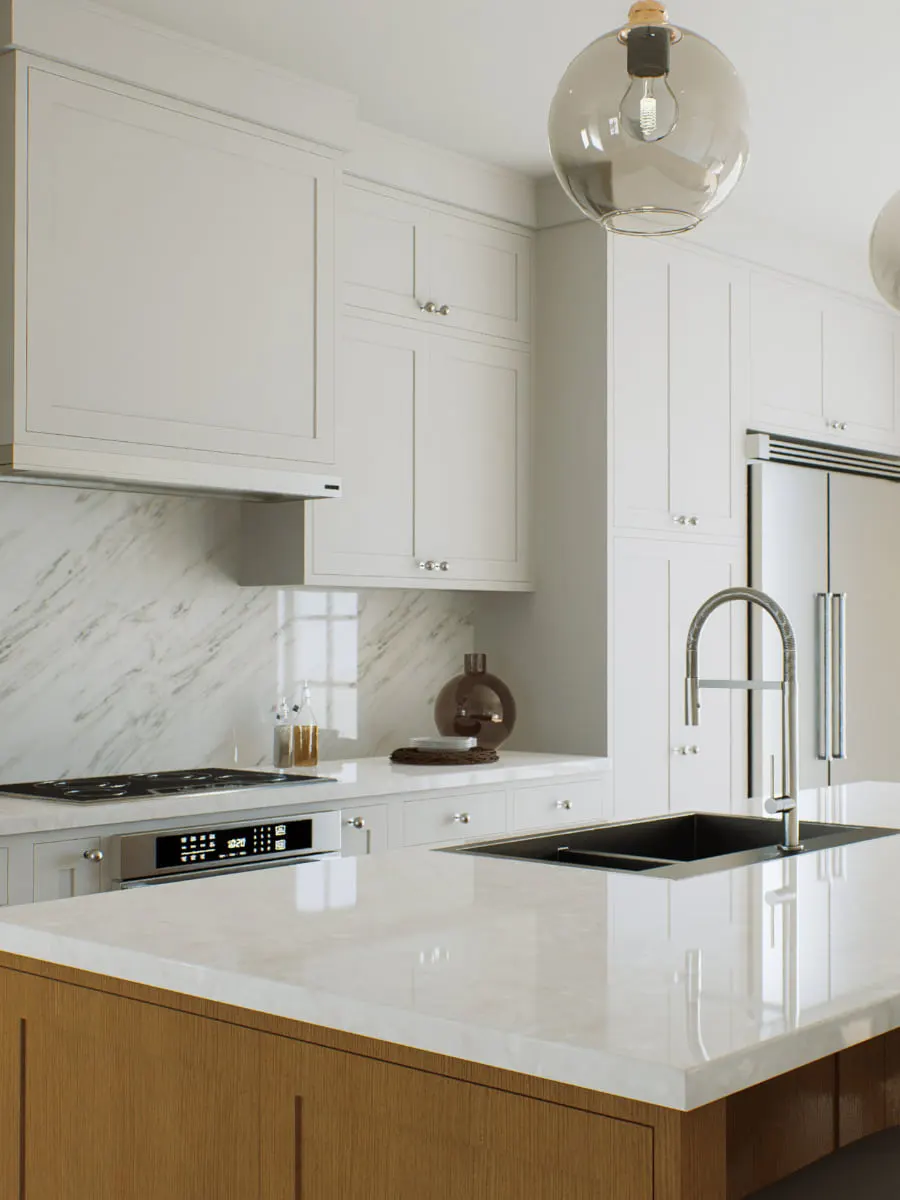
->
left=433, top=653, right=516, bottom=750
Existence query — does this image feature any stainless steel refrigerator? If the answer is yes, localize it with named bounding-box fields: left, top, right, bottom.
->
left=750, top=457, right=900, bottom=794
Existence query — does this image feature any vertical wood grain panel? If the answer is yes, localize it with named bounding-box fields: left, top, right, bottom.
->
left=884, top=1030, right=900, bottom=1126
left=0, top=971, right=22, bottom=1200
left=261, top=1034, right=653, bottom=1199
left=838, top=1038, right=886, bottom=1146
left=19, top=972, right=262, bottom=1200
left=655, top=1102, right=727, bottom=1200
left=726, top=1058, right=837, bottom=1199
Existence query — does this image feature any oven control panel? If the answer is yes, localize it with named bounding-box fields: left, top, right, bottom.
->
left=155, top=818, right=313, bottom=869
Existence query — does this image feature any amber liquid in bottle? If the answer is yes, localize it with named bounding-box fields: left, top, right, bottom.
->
left=292, top=724, right=319, bottom=768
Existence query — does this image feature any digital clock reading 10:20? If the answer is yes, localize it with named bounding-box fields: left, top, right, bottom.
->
left=155, top=818, right=314, bottom=869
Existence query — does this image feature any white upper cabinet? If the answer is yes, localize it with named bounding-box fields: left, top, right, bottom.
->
left=342, top=182, right=531, bottom=343
left=241, top=320, right=533, bottom=590
left=822, top=297, right=898, bottom=441
left=749, top=267, right=900, bottom=450
left=611, top=238, right=745, bottom=539
left=5, top=59, right=338, bottom=485
left=415, top=336, right=531, bottom=585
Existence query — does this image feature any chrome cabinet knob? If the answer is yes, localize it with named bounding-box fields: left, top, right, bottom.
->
left=453, top=812, right=471, bottom=824
left=673, top=514, right=687, bottom=525
left=674, top=746, right=688, bottom=755
left=438, top=561, right=450, bottom=571
left=420, top=301, right=438, bottom=314
left=83, top=848, right=104, bottom=863
left=346, top=816, right=366, bottom=830
left=437, top=304, right=451, bottom=316
left=687, top=516, right=699, bottom=527
left=828, top=420, right=848, bottom=431
left=556, top=799, right=573, bottom=810
left=417, top=560, right=438, bottom=571
left=688, top=745, right=700, bottom=755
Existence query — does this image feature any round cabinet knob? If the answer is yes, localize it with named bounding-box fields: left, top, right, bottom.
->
left=346, top=816, right=366, bottom=829
left=828, top=420, right=848, bottom=431
left=453, top=812, right=471, bottom=824
left=688, top=745, right=701, bottom=756
left=420, top=301, right=438, bottom=314
left=556, top=799, right=573, bottom=810
left=673, top=515, right=687, bottom=526
left=417, top=560, right=438, bottom=571
left=437, top=304, right=451, bottom=316
left=438, top=561, right=450, bottom=572
left=687, top=516, right=699, bottom=527
left=83, top=848, right=104, bottom=863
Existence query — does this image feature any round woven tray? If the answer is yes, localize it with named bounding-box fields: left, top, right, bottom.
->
left=390, top=747, right=500, bottom=766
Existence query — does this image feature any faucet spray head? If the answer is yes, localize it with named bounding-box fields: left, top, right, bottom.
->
left=685, top=648, right=700, bottom=726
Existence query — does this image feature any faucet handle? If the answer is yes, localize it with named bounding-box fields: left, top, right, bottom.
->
left=764, top=796, right=794, bottom=815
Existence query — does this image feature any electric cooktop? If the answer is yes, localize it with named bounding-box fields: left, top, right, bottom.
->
left=0, top=768, right=335, bottom=804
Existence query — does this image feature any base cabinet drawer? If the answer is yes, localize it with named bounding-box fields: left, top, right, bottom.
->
left=340, top=805, right=389, bottom=857
left=512, top=780, right=610, bottom=833
left=403, top=792, right=506, bottom=847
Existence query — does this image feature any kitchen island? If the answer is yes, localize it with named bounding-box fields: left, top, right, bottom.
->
left=3, top=782, right=900, bottom=1198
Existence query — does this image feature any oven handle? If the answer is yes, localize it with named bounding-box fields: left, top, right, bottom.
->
left=117, top=851, right=340, bottom=889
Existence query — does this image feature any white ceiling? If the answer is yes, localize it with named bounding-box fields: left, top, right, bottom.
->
left=103, top=0, right=899, bottom=264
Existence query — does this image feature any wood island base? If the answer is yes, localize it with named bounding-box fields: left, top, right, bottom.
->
left=1, top=952, right=897, bottom=1199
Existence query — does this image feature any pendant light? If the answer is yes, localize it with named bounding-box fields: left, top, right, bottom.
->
left=870, top=192, right=900, bottom=310
left=548, top=1, right=749, bottom=235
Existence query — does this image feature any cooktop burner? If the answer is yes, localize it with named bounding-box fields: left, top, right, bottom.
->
left=0, top=768, right=334, bottom=804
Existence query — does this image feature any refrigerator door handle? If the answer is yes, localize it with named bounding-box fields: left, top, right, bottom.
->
left=817, top=593, right=832, bottom=761
left=832, top=592, right=848, bottom=760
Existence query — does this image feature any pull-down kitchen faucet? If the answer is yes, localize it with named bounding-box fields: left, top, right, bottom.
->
left=685, top=587, right=803, bottom=854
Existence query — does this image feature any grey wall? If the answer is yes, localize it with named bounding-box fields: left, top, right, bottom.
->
left=0, top=483, right=474, bottom=779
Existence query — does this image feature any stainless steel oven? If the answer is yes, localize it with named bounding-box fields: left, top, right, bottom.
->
left=113, top=809, right=341, bottom=889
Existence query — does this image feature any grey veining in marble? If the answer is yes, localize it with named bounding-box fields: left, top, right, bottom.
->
left=0, top=483, right=474, bottom=779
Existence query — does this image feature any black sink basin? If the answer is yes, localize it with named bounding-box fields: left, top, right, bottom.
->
left=445, top=812, right=898, bottom=880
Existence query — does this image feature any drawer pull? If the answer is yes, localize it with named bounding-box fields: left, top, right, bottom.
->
left=83, top=848, right=104, bottom=863
left=453, top=812, right=471, bottom=824
left=556, top=799, right=573, bottom=810
left=346, top=817, right=366, bottom=830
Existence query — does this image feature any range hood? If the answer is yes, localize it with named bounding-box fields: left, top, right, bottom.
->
left=0, top=444, right=342, bottom=502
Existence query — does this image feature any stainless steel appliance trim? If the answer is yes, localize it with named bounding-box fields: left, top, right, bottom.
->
left=817, top=593, right=833, bottom=762
left=832, top=592, right=848, bottom=760
left=117, top=851, right=340, bottom=888
left=117, top=809, right=342, bottom=880
left=747, top=430, right=900, bottom=481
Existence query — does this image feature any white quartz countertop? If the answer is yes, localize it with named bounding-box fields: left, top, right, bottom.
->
left=2, top=779, right=900, bottom=1111
left=0, top=753, right=609, bottom=836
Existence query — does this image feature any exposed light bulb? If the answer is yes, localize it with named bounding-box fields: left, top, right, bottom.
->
left=620, top=75, right=679, bottom=142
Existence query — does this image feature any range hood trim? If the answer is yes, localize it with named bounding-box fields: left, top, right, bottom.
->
left=0, top=442, right=342, bottom=501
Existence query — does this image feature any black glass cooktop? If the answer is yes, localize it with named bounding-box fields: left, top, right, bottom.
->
left=0, top=768, right=333, bottom=804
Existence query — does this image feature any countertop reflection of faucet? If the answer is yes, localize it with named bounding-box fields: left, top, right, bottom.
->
left=685, top=587, right=803, bottom=854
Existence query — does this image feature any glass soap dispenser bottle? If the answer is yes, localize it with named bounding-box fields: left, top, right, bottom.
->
left=273, top=697, right=293, bottom=769
left=292, top=683, right=319, bottom=768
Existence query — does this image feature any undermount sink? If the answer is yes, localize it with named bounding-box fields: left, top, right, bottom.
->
left=445, top=812, right=899, bottom=880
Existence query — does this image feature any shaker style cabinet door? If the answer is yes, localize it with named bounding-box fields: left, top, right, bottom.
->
left=309, top=318, right=423, bottom=582
left=822, top=297, right=899, bottom=446
left=748, top=271, right=824, bottom=435
left=24, top=65, right=335, bottom=467
left=415, top=337, right=532, bottom=586
left=33, top=838, right=103, bottom=902
left=342, top=182, right=532, bottom=343
left=611, top=238, right=743, bottom=538
left=612, top=538, right=745, bottom=821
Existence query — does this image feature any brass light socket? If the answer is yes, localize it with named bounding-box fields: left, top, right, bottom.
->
left=618, top=1, right=682, bottom=44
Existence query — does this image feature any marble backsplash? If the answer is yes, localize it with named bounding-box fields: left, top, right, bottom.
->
left=0, top=483, right=475, bottom=779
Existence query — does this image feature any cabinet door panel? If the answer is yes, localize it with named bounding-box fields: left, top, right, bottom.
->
left=612, top=539, right=671, bottom=820
left=668, top=543, right=745, bottom=816
left=823, top=300, right=898, bottom=442
left=416, top=338, right=531, bottom=584
left=25, top=67, right=334, bottom=465
left=15, top=973, right=261, bottom=1200
left=669, top=254, right=737, bottom=533
left=749, top=273, right=823, bottom=431
left=340, top=804, right=389, bottom=856
left=33, top=837, right=102, bottom=902
left=612, top=238, right=670, bottom=531
left=429, top=213, right=531, bottom=342
left=261, top=1037, right=653, bottom=1200
left=311, top=319, right=422, bottom=580
left=343, top=184, right=425, bottom=319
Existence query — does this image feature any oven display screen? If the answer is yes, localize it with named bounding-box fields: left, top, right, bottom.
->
left=155, top=818, right=313, bottom=869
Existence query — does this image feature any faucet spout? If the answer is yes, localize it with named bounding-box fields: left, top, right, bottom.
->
left=684, top=587, right=802, bottom=854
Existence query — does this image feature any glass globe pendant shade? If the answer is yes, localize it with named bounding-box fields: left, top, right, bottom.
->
left=548, top=1, right=750, bottom=236
left=870, top=191, right=900, bottom=310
